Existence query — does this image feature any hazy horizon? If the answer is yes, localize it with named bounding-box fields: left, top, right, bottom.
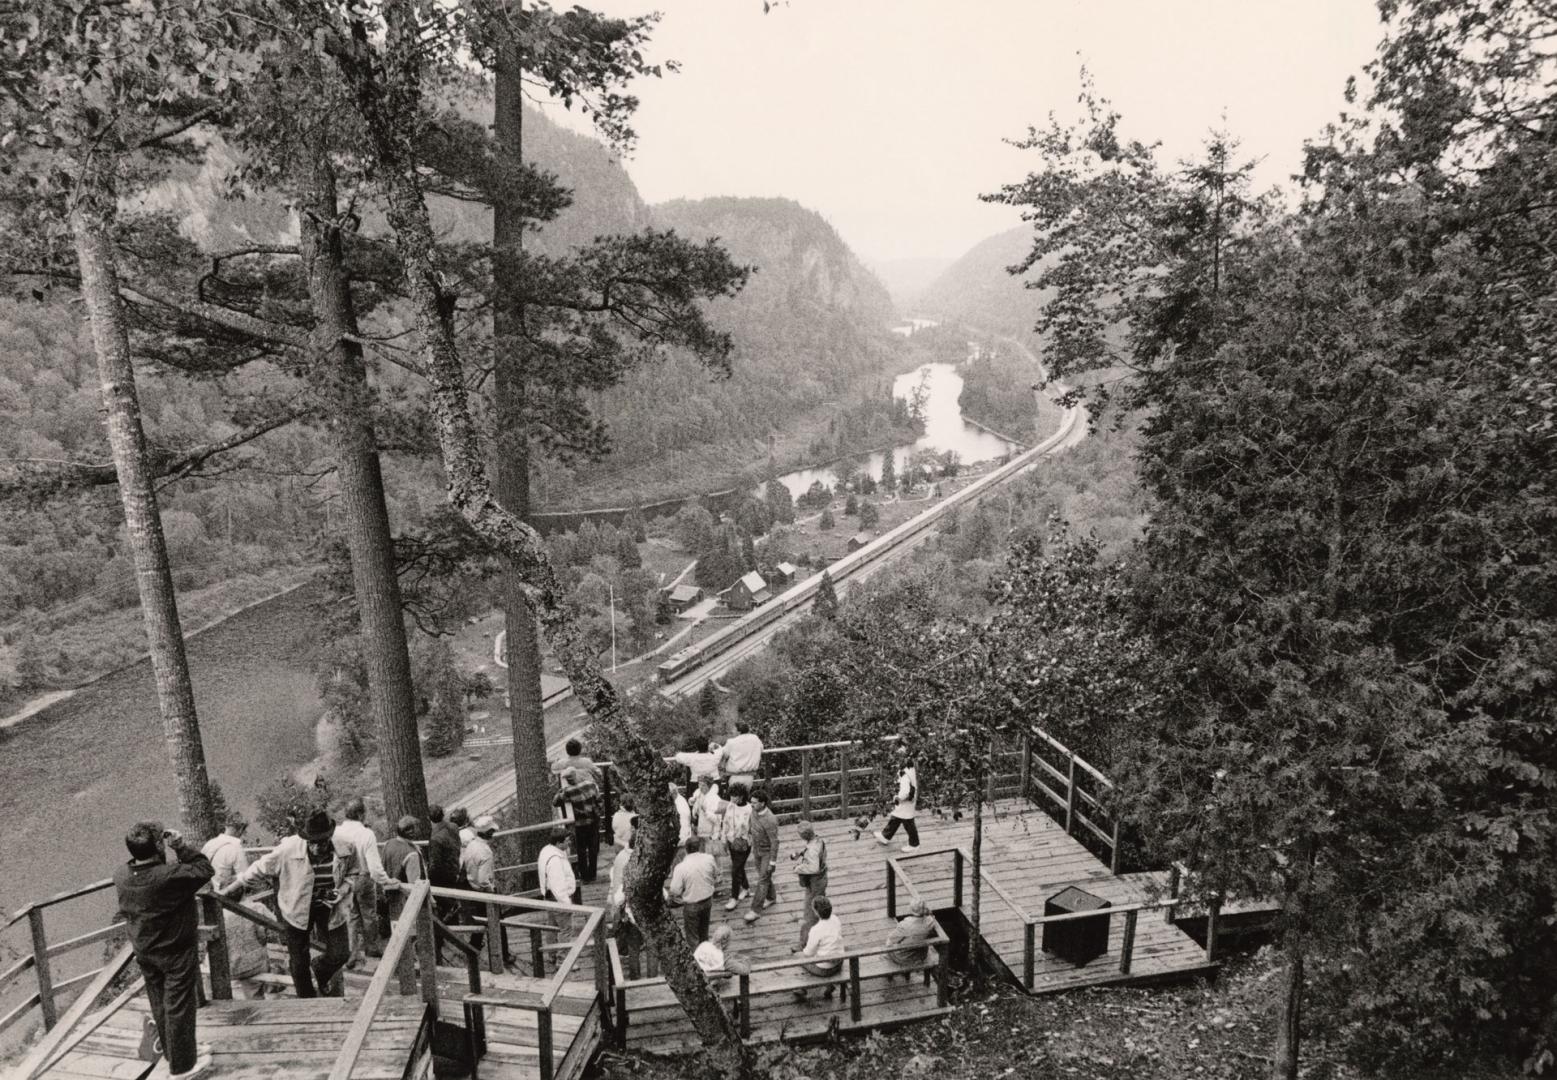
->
left=541, top=1, right=1387, bottom=265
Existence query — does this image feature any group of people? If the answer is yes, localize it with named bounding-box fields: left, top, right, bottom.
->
left=107, top=723, right=927, bottom=1077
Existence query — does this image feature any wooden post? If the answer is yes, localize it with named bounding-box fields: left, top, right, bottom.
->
left=953, top=850, right=964, bottom=911
left=800, top=749, right=812, bottom=818
left=486, top=902, right=503, bottom=975
left=1119, top=909, right=1138, bottom=975
left=985, top=738, right=997, bottom=803
left=28, top=908, right=56, bottom=1030
left=601, top=766, right=615, bottom=823
left=838, top=744, right=851, bottom=817
left=848, top=956, right=862, bottom=1022
left=885, top=862, right=897, bottom=919
left=463, top=1003, right=483, bottom=1080
left=416, top=894, right=440, bottom=1018
left=1109, top=817, right=1122, bottom=875
left=1205, top=898, right=1222, bottom=963
left=1064, top=756, right=1078, bottom=835
left=1023, top=922, right=1035, bottom=990
left=529, top=926, right=545, bottom=977
left=615, top=985, right=629, bottom=1048
left=201, top=894, right=233, bottom=1001
left=738, top=973, right=751, bottom=1039
left=935, top=941, right=949, bottom=1007
left=1019, top=733, right=1032, bottom=801
left=537, top=1006, right=554, bottom=1080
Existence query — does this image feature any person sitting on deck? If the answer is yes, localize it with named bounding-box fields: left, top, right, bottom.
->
left=793, top=895, right=846, bottom=1001
left=114, top=822, right=214, bottom=1079
left=693, top=923, right=750, bottom=977
left=885, top=898, right=937, bottom=978
left=224, top=809, right=359, bottom=999
left=554, top=766, right=602, bottom=884
left=200, top=810, right=250, bottom=890
left=718, top=714, right=764, bottom=788
left=666, top=837, right=720, bottom=944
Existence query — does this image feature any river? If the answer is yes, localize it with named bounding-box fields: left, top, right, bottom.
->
left=0, top=585, right=325, bottom=979
left=771, top=361, right=1020, bottom=498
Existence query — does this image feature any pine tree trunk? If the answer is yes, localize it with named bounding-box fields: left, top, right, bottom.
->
left=333, top=15, right=752, bottom=1074
left=70, top=183, right=219, bottom=841
left=493, top=42, right=556, bottom=833
left=297, top=119, right=429, bottom=827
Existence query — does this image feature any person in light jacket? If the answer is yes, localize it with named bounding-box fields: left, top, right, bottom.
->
left=874, top=760, right=921, bottom=852
left=223, top=808, right=359, bottom=998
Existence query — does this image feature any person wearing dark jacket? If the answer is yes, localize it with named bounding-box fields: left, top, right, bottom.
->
left=113, top=822, right=214, bottom=1079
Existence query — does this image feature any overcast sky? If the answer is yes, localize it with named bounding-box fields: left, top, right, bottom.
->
left=546, top=1, right=1387, bottom=264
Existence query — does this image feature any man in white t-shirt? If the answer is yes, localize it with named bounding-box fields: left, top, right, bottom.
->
left=200, top=811, right=251, bottom=890
left=718, top=718, right=764, bottom=787
left=670, top=783, right=693, bottom=846
left=538, top=825, right=578, bottom=969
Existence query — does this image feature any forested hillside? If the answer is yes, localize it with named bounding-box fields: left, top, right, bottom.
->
left=0, top=107, right=905, bottom=703
left=917, top=225, right=1045, bottom=338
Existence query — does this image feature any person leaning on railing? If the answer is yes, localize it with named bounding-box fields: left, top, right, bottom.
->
left=718, top=715, right=764, bottom=788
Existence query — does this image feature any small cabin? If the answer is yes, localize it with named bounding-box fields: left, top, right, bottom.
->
left=663, top=584, right=704, bottom=613
left=847, top=532, right=876, bottom=553
left=727, top=570, right=770, bottom=611
left=773, top=562, right=799, bottom=588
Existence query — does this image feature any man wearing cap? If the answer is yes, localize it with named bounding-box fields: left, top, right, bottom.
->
left=224, top=808, right=359, bottom=998
left=113, top=822, right=214, bottom=1079
left=462, top=817, right=512, bottom=961
left=200, top=811, right=250, bottom=890
left=553, top=766, right=602, bottom=884
left=336, top=796, right=394, bottom=966
left=380, top=815, right=423, bottom=927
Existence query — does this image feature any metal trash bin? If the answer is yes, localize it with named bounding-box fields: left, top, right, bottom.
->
left=1042, top=886, right=1111, bottom=967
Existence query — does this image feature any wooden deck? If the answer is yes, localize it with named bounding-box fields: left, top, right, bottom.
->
left=35, top=995, right=429, bottom=1080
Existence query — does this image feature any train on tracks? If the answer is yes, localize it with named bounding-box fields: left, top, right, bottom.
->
left=656, top=397, right=1084, bottom=689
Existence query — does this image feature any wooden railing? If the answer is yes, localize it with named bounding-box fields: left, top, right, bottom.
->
left=1, top=878, right=122, bottom=1039
left=329, top=879, right=432, bottom=1080
left=1008, top=726, right=1122, bottom=873
left=888, top=844, right=1213, bottom=990
left=9, top=943, right=136, bottom=1079
left=606, top=918, right=950, bottom=1048
left=456, top=899, right=606, bottom=1080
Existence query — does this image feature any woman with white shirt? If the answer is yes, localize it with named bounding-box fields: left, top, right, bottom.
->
left=794, top=895, right=846, bottom=1001
left=719, top=785, right=754, bottom=912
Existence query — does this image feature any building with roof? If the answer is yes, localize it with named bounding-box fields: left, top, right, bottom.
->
left=727, top=570, right=771, bottom=611
left=663, top=583, right=704, bottom=613
left=773, top=562, right=799, bottom=587
left=847, top=531, right=876, bottom=553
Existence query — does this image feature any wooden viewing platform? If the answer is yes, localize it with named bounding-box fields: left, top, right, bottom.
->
left=4, top=722, right=1264, bottom=1079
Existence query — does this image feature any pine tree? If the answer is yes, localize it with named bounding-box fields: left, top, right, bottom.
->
left=880, top=451, right=897, bottom=493
left=698, top=680, right=720, bottom=720
left=813, top=571, right=840, bottom=620
left=818, top=506, right=835, bottom=531
left=624, top=506, right=648, bottom=543
left=845, top=492, right=859, bottom=516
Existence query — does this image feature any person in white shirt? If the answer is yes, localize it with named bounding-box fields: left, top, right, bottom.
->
left=673, top=739, right=723, bottom=784
left=670, top=783, right=693, bottom=846
left=693, top=923, right=730, bottom=973
left=335, top=797, right=393, bottom=965
left=720, top=785, right=754, bottom=913
left=538, top=825, right=578, bottom=971
left=718, top=717, right=764, bottom=787
left=794, top=895, right=846, bottom=1001
left=460, top=816, right=509, bottom=962
left=200, top=811, right=251, bottom=890
left=873, top=761, right=921, bottom=852
left=607, top=818, right=644, bottom=978
left=611, top=795, right=637, bottom=851
left=666, top=838, right=720, bottom=943
left=692, top=776, right=724, bottom=846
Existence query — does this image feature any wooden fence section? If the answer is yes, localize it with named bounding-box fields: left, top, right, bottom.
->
left=1, top=878, right=124, bottom=1043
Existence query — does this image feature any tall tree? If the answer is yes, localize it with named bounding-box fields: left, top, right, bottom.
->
left=316, top=3, right=753, bottom=1072
left=0, top=0, right=276, bottom=839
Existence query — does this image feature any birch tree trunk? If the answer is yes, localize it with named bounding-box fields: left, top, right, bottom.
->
left=70, top=174, right=219, bottom=841
left=331, top=14, right=751, bottom=1075
left=297, top=117, right=430, bottom=827
left=492, top=42, right=556, bottom=833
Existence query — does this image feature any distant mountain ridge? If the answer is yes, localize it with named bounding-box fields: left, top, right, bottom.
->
left=918, top=225, right=1050, bottom=339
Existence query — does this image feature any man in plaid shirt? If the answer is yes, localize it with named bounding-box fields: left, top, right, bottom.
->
left=554, top=765, right=602, bottom=883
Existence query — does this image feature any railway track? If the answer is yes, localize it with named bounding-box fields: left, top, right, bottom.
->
left=657, top=336, right=1087, bottom=698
